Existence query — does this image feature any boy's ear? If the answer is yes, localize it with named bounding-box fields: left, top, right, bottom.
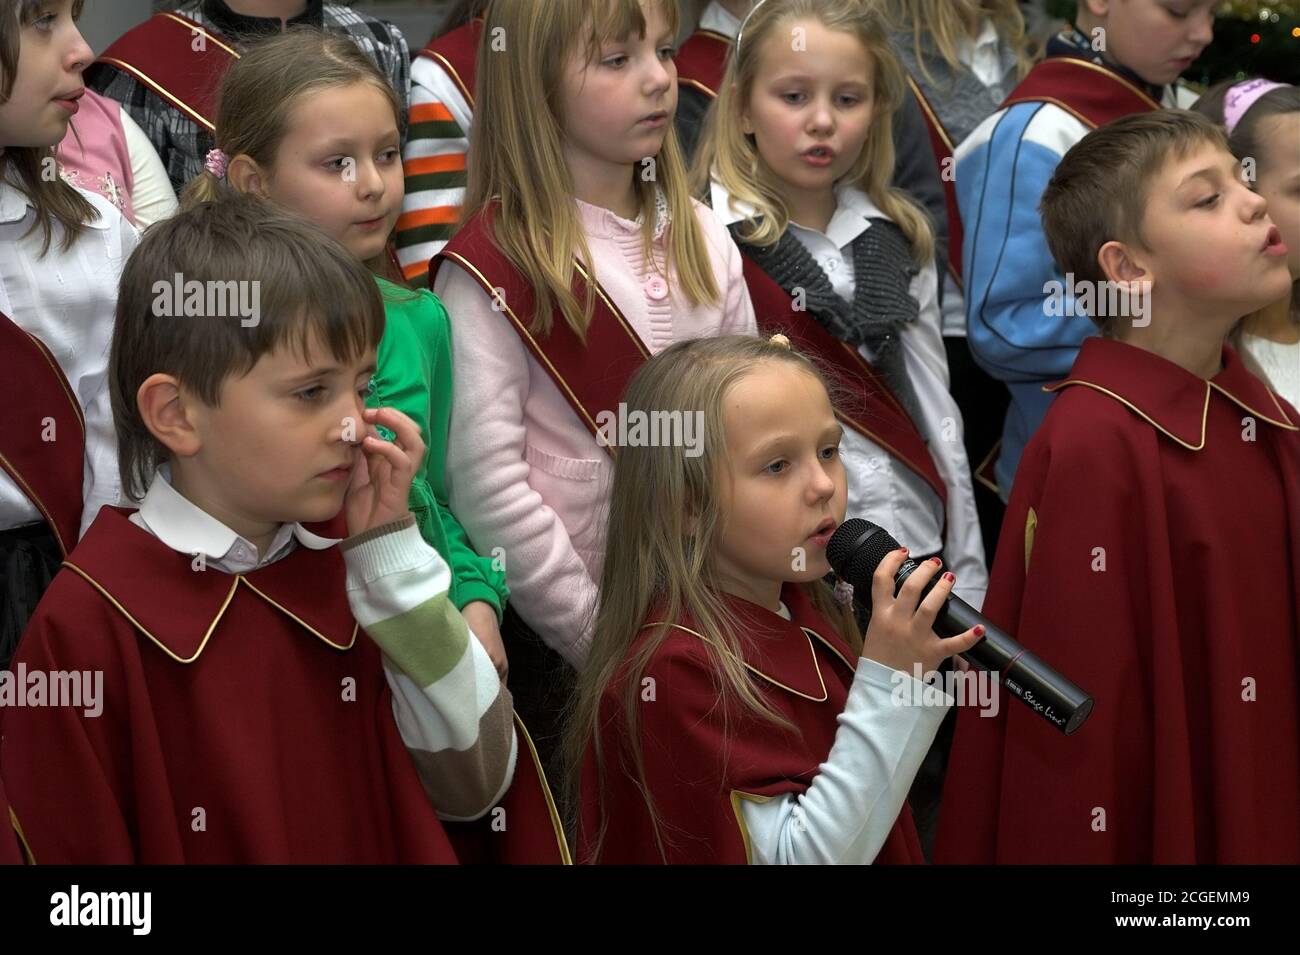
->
left=1097, top=239, right=1151, bottom=288
left=137, top=374, right=203, bottom=459
left=226, top=154, right=270, bottom=197
left=1080, top=0, right=1110, bottom=19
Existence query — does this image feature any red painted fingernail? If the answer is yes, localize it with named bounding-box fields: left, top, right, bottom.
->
left=898, top=547, right=908, bottom=555
left=974, top=625, right=986, bottom=637
left=930, top=557, right=943, bottom=566
left=942, top=572, right=954, bottom=583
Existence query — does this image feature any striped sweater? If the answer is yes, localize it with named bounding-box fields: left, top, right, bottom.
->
left=395, top=55, right=473, bottom=285
left=344, top=514, right=516, bottom=819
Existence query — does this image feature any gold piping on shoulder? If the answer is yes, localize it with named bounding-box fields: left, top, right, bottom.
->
left=678, top=77, right=718, bottom=99
left=512, top=712, right=573, bottom=865
left=417, top=48, right=475, bottom=109
left=0, top=450, right=70, bottom=558
left=61, top=562, right=357, bottom=662
left=26, top=329, right=85, bottom=435
left=803, top=626, right=855, bottom=674
left=638, top=621, right=829, bottom=702
left=62, top=560, right=238, bottom=664
left=438, top=251, right=604, bottom=442
left=1208, top=381, right=1299, bottom=431
left=1043, top=379, right=1209, bottom=450
left=95, top=57, right=217, bottom=132
left=905, top=75, right=955, bottom=152
left=160, top=13, right=240, bottom=57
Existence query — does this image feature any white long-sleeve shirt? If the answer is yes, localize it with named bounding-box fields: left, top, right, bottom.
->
left=0, top=178, right=136, bottom=539
left=738, top=600, right=952, bottom=864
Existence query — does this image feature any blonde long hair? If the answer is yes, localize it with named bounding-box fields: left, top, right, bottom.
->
left=179, top=29, right=402, bottom=210
left=465, top=0, right=718, bottom=338
left=883, top=0, right=1031, bottom=85
left=564, top=334, right=860, bottom=863
left=691, top=0, right=933, bottom=259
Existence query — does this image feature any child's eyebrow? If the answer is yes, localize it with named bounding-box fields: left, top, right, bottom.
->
left=1176, top=159, right=1239, bottom=189
left=282, top=365, right=344, bottom=384
left=748, top=422, right=842, bottom=458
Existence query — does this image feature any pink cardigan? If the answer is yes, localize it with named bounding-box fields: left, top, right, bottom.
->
left=434, top=197, right=756, bottom=666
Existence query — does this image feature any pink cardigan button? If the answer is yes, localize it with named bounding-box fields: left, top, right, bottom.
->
left=644, top=275, right=669, bottom=301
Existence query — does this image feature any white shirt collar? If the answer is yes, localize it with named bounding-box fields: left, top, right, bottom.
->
left=972, top=18, right=1000, bottom=52
left=711, top=176, right=887, bottom=249
left=698, top=1, right=743, bottom=39
left=134, top=468, right=337, bottom=573
left=0, top=170, right=116, bottom=230
left=0, top=174, right=32, bottom=224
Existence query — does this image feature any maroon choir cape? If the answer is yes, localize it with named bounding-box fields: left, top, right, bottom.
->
left=578, top=582, right=926, bottom=864
left=95, top=11, right=238, bottom=131
left=0, top=506, right=560, bottom=863
left=1001, top=55, right=1163, bottom=131
left=416, top=17, right=481, bottom=109
left=674, top=28, right=730, bottom=99
left=935, top=339, right=1300, bottom=863
left=432, top=203, right=651, bottom=458
left=0, top=311, right=86, bottom=555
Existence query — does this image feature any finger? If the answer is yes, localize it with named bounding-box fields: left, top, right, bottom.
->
left=936, top=624, right=984, bottom=661
left=914, top=569, right=957, bottom=628
left=365, top=406, right=426, bottom=460
left=362, top=432, right=412, bottom=480
left=870, top=548, right=910, bottom=608
left=897, top=556, right=943, bottom=614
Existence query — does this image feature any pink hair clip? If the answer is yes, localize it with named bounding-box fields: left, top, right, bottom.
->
left=204, top=147, right=229, bottom=179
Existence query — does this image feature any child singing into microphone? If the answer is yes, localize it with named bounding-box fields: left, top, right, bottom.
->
left=568, top=334, right=980, bottom=864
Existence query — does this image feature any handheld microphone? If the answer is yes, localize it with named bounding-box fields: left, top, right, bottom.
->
left=826, top=518, right=1093, bottom=735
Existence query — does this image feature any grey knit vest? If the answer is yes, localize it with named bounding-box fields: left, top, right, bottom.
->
left=730, top=218, right=927, bottom=437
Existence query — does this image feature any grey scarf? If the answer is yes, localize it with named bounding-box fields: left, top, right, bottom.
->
left=731, top=218, right=926, bottom=435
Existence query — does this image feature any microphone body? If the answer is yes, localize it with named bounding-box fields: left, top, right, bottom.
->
left=827, top=519, right=1093, bottom=736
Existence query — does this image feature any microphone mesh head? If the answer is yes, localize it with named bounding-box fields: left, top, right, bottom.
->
left=827, top=518, right=902, bottom=593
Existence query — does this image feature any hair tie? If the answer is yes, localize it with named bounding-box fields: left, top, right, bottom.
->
left=1223, top=79, right=1289, bottom=135
left=768, top=333, right=792, bottom=349
left=204, top=148, right=229, bottom=180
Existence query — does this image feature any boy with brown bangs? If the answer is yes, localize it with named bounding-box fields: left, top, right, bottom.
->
left=938, top=110, right=1300, bottom=863
left=1, top=195, right=517, bottom=863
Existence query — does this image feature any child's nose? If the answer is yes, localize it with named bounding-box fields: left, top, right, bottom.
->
left=1187, top=11, right=1214, bottom=47
left=355, top=161, right=385, bottom=199
left=335, top=392, right=369, bottom=444
left=807, top=99, right=834, bottom=133
left=66, top=27, right=93, bottom=74
left=644, top=56, right=673, bottom=94
left=808, top=459, right=836, bottom=500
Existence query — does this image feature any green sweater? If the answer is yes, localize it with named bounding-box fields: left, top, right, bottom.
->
left=369, top=277, right=509, bottom=619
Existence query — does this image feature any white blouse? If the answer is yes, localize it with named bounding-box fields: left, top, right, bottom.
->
left=0, top=174, right=138, bottom=539
left=1240, top=331, right=1300, bottom=410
